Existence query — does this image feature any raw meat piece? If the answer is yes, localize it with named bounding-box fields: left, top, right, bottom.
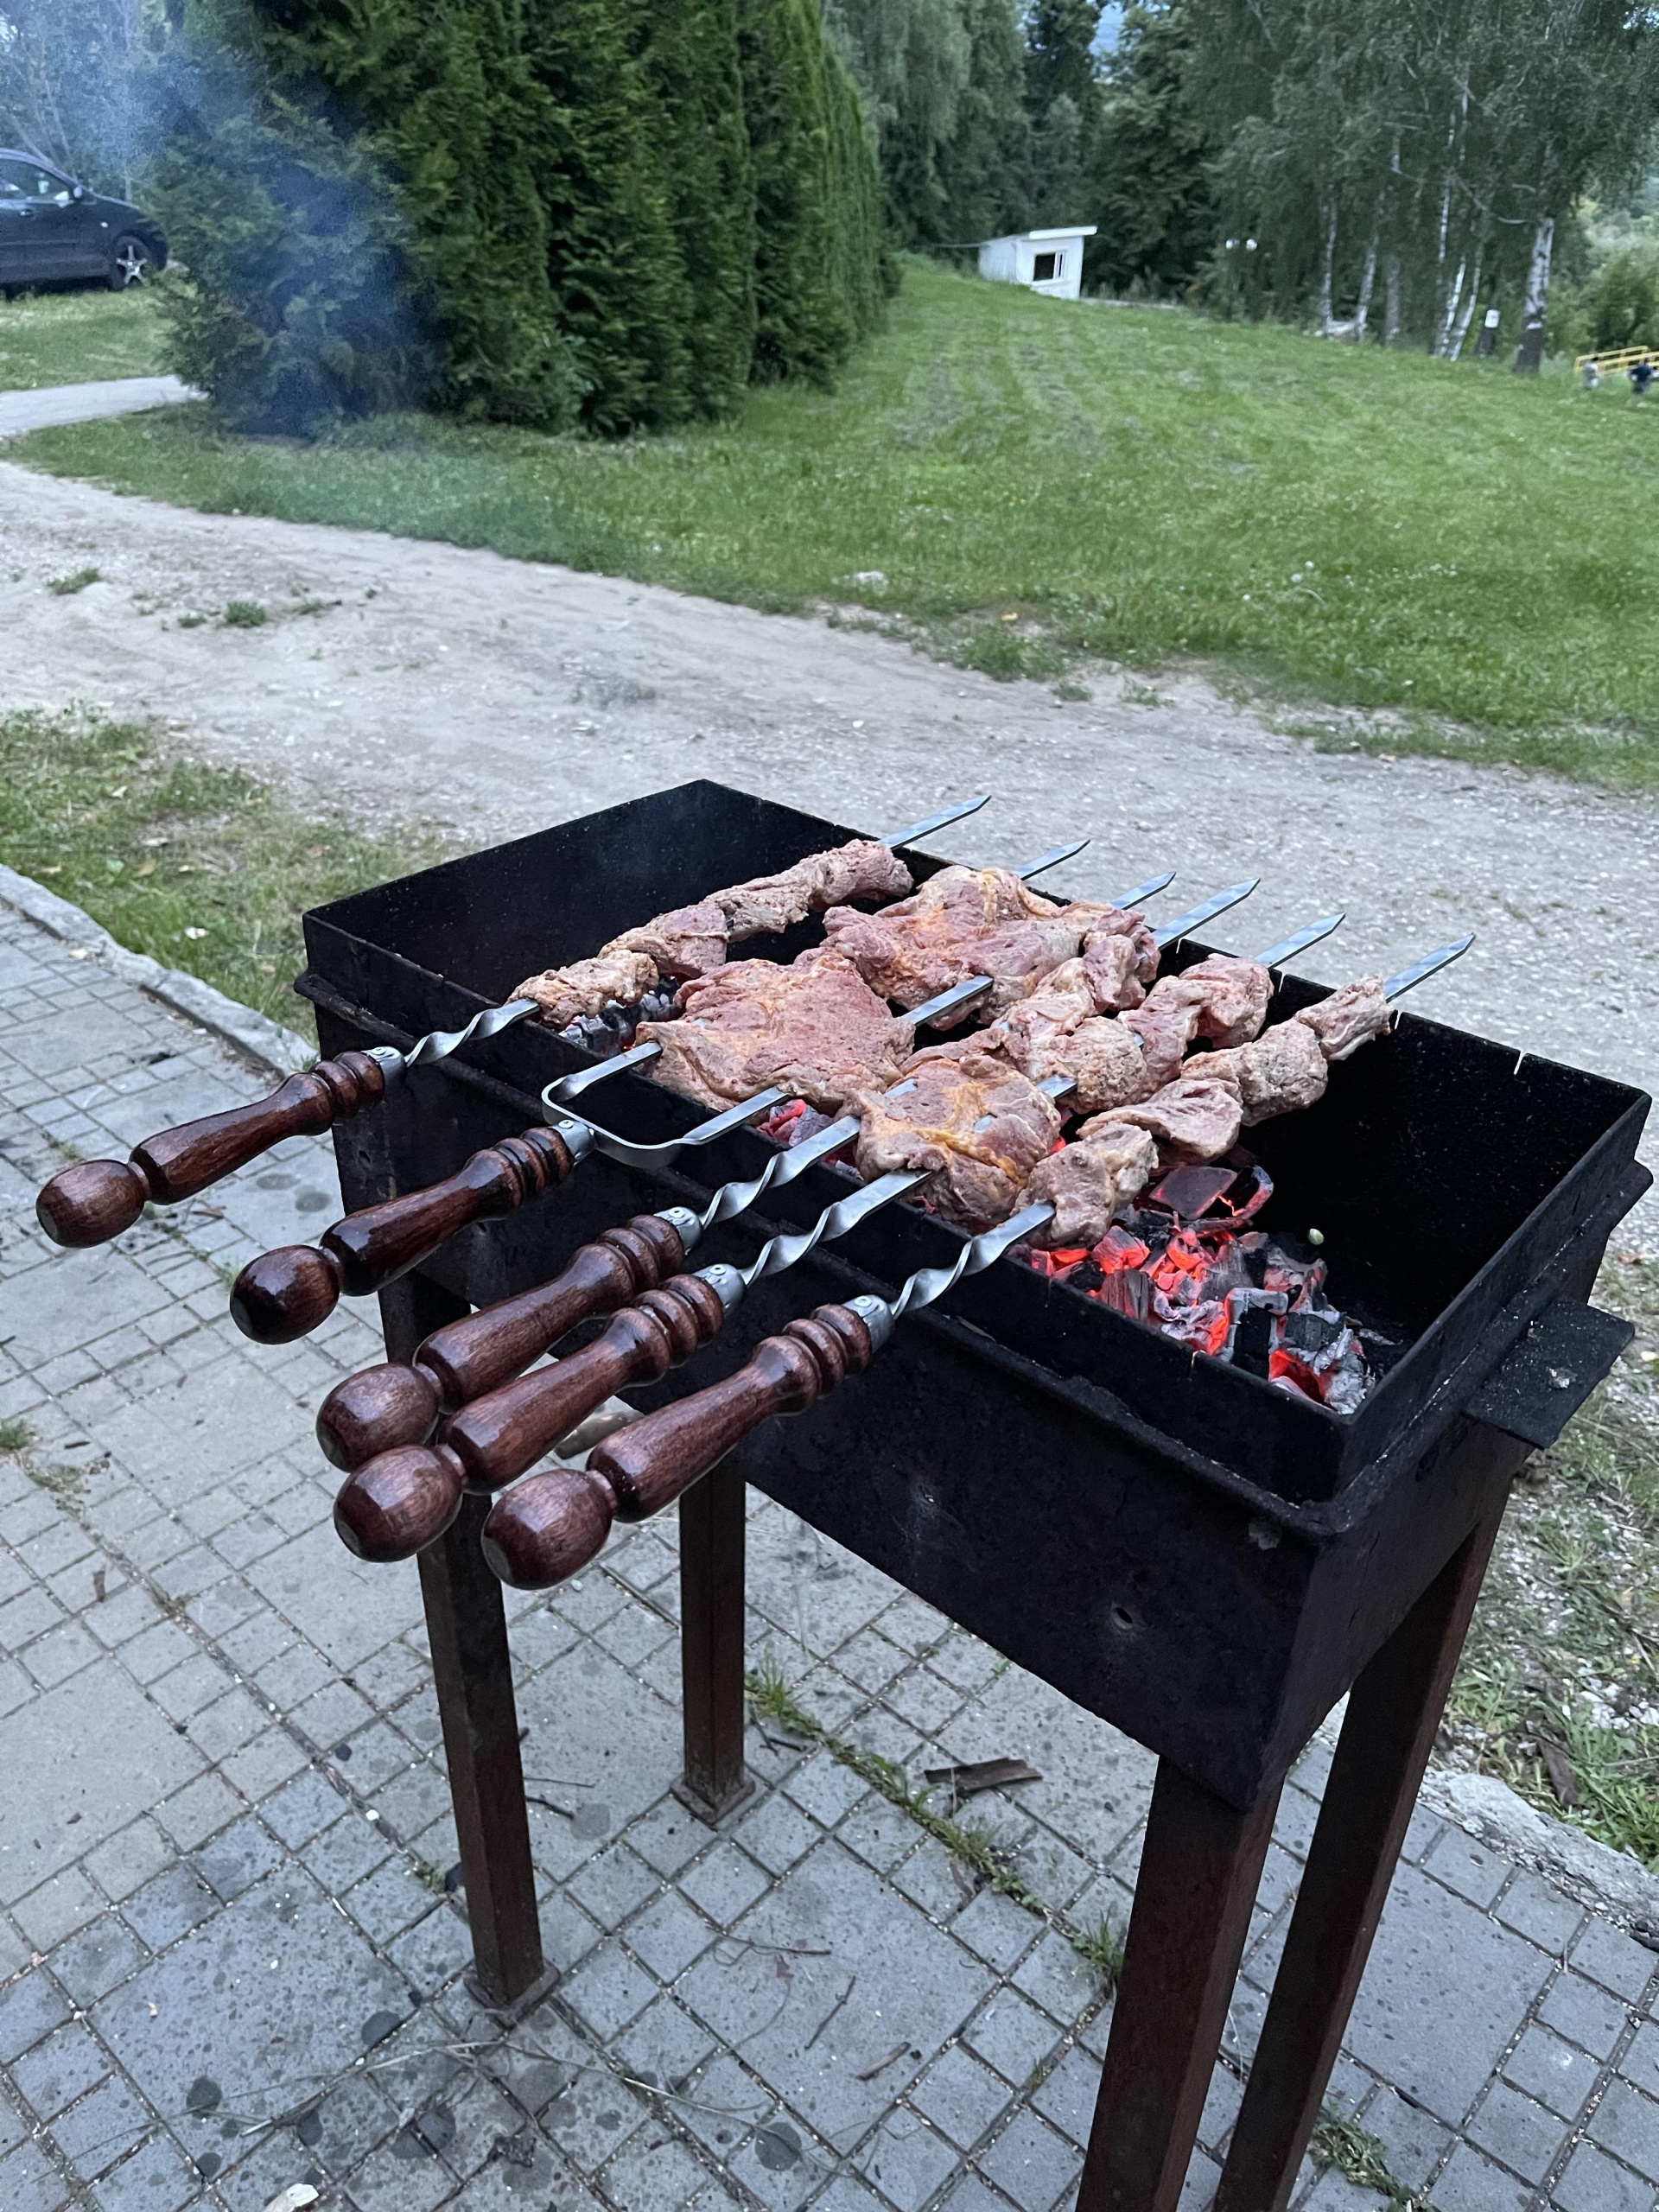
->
left=1090, top=1074, right=1245, bottom=1165
left=1185, top=1018, right=1328, bottom=1127
left=852, top=1049, right=1064, bottom=1232
left=1294, top=976, right=1389, bottom=1061
left=1120, top=997, right=1193, bottom=1089
left=1020, top=1124, right=1159, bottom=1249
left=639, top=946, right=913, bottom=1114
left=824, top=867, right=1081, bottom=1025
left=513, top=837, right=913, bottom=1026
left=1146, top=955, right=1273, bottom=1050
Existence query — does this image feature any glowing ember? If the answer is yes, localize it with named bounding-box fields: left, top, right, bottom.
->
left=1021, top=1160, right=1371, bottom=1412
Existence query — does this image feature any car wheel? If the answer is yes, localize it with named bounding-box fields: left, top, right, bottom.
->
left=108, top=234, right=150, bottom=290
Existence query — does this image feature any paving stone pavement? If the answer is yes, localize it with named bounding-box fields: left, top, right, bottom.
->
left=3, top=892, right=1659, bottom=2212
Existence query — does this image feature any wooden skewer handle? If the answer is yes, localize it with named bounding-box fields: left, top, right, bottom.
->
left=481, top=1301, right=873, bottom=1589
left=442, top=1273, right=729, bottom=1490
left=230, top=1123, right=582, bottom=1345
left=35, top=1052, right=386, bottom=1249
left=313, top=1213, right=690, bottom=1469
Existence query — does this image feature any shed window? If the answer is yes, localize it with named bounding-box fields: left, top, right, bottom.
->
left=1033, top=251, right=1060, bottom=281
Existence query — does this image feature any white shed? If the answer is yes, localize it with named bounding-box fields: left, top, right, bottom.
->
left=977, top=226, right=1096, bottom=302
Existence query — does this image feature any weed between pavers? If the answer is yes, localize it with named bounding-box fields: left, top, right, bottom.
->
left=0, top=1416, right=33, bottom=1455
left=1310, top=2102, right=1433, bottom=2208
left=746, top=1656, right=1125, bottom=1990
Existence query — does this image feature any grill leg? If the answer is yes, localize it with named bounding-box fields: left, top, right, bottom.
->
left=1077, top=1761, right=1282, bottom=2212
left=380, top=1274, right=548, bottom=2012
left=675, top=1459, right=754, bottom=1821
left=1211, top=1497, right=1509, bottom=2212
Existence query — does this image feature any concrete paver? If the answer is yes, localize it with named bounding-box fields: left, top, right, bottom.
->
left=3, top=887, right=1659, bottom=2212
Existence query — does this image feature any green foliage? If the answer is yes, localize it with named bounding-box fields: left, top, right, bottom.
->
left=1309, top=2104, right=1430, bottom=2207
left=30, top=259, right=1659, bottom=786
left=932, top=0, right=1031, bottom=242
left=152, top=0, right=883, bottom=435
left=0, top=707, right=438, bottom=1035
left=149, top=46, right=445, bottom=434
left=741, top=0, right=891, bottom=386
left=47, top=569, right=101, bottom=595
left=1087, top=3, right=1212, bottom=296
left=1585, top=246, right=1659, bottom=353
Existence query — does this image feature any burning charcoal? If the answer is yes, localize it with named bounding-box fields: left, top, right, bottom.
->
left=1280, top=1307, right=1345, bottom=1357
left=1070, top=1258, right=1105, bottom=1291
left=1148, top=1163, right=1239, bottom=1220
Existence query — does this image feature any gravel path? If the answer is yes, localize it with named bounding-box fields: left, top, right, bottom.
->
left=3, top=451, right=1655, bottom=1238
left=0, top=375, right=194, bottom=437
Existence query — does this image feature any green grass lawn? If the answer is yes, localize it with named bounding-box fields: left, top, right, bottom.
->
left=0, top=286, right=167, bottom=389
left=0, top=709, right=434, bottom=1039
left=12, top=258, right=1659, bottom=786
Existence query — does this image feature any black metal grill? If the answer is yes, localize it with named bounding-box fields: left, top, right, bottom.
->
left=297, top=779, right=1649, bottom=2212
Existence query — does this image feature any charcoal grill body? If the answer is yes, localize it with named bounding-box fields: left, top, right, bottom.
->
left=299, top=784, right=1648, bottom=2211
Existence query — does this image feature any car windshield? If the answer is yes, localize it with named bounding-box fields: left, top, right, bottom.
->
left=0, top=159, right=67, bottom=200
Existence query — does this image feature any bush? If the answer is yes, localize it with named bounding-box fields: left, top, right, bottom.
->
left=1585, top=245, right=1659, bottom=353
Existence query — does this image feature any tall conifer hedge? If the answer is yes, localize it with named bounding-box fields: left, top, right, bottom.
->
left=156, top=0, right=889, bottom=435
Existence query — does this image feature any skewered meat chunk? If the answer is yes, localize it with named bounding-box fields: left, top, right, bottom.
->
left=1090, top=1076, right=1246, bottom=1166
left=1185, top=1019, right=1328, bottom=1127
left=639, top=946, right=913, bottom=1115
left=853, top=1050, right=1064, bottom=1232
left=1060, top=904, right=1160, bottom=1001
left=1021, top=1124, right=1158, bottom=1249
left=1182, top=976, right=1389, bottom=1125
left=916, top=960, right=1155, bottom=1115
left=1120, top=997, right=1192, bottom=1089
left=1075, top=932, right=1150, bottom=1014
left=1294, top=976, right=1389, bottom=1061
left=1151, top=955, right=1274, bottom=1050
left=512, top=838, right=913, bottom=1027
left=825, top=867, right=1082, bottom=1026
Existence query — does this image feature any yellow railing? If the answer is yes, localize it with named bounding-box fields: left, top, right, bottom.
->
left=1574, top=345, right=1659, bottom=375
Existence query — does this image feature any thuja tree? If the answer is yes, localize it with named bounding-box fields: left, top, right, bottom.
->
left=155, top=0, right=885, bottom=433
left=154, top=0, right=580, bottom=430
left=741, top=0, right=891, bottom=385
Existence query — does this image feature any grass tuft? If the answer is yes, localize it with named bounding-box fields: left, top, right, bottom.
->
left=747, top=1656, right=1125, bottom=1989
left=0, top=1417, right=34, bottom=1454
left=0, top=707, right=436, bottom=1039
left=221, top=600, right=267, bottom=628
left=1309, top=2102, right=1433, bottom=2207
left=47, top=567, right=100, bottom=595
left=15, top=262, right=1659, bottom=784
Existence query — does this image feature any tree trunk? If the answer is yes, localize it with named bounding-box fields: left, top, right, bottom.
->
left=1318, top=200, right=1338, bottom=334
left=1436, top=257, right=1466, bottom=358
left=1513, top=213, right=1554, bottom=373
left=1384, top=256, right=1402, bottom=346
left=1447, top=258, right=1482, bottom=361
left=1354, top=229, right=1378, bottom=340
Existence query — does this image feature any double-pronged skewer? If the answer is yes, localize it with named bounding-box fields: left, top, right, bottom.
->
left=333, top=900, right=1320, bottom=1563
left=314, top=864, right=1193, bottom=1465
left=227, top=838, right=1156, bottom=1346
left=477, top=930, right=1471, bottom=1592
left=30, top=797, right=992, bottom=1253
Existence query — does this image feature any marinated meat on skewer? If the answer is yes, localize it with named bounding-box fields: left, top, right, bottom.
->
left=512, top=838, right=912, bottom=1029
left=823, top=868, right=1157, bottom=1027
left=1020, top=1124, right=1158, bottom=1249
left=1086, top=1075, right=1246, bottom=1165
left=852, top=1051, right=1064, bottom=1231
left=1290, top=975, right=1390, bottom=1061
left=1120, top=953, right=1274, bottom=1083
left=1025, top=978, right=1392, bottom=1246
left=638, top=945, right=914, bottom=1115
left=907, top=961, right=1156, bottom=1116
left=1184, top=977, right=1390, bottom=1124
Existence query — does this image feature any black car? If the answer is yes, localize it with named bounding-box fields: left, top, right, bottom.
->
left=0, top=151, right=168, bottom=296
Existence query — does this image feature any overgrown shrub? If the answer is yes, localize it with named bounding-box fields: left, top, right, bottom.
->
left=153, top=0, right=886, bottom=437
left=1585, top=245, right=1659, bottom=352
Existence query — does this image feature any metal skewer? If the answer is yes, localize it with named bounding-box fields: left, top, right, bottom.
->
left=316, top=874, right=1265, bottom=1465
left=32, top=796, right=993, bottom=1253
left=341, top=910, right=1340, bottom=1555
left=477, top=925, right=1476, bottom=1592
left=315, top=868, right=1190, bottom=1465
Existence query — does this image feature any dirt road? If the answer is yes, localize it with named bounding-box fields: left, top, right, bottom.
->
left=2, top=453, right=1655, bottom=1236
